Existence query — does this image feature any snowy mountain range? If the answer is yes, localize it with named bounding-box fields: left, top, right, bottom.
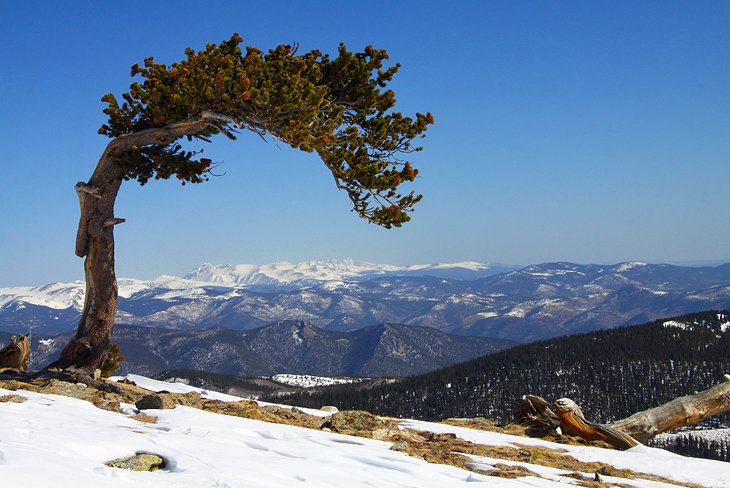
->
left=1, top=259, right=729, bottom=342
left=185, top=259, right=506, bottom=287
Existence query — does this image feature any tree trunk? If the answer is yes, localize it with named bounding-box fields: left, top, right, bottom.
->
left=514, top=375, right=730, bottom=449
left=49, top=145, right=124, bottom=372
left=47, top=112, right=228, bottom=372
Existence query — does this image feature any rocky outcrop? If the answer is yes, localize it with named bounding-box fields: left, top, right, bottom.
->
left=105, top=453, right=166, bottom=471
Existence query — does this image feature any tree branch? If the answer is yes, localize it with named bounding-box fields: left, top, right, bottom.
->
left=75, top=182, right=102, bottom=199
left=103, top=218, right=126, bottom=228
left=108, top=111, right=239, bottom=152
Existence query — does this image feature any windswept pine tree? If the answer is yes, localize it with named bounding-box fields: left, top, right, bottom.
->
left=53, top=35, right=432, bottom=371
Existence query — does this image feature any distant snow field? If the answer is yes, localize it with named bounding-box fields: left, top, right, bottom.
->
left=1, top=374, right=729, bottom=487
left=271, top=373, right=366, bottom=388
left=0, top=259, right=495, bottom=311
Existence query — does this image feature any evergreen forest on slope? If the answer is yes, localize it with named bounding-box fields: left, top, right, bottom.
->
left=271, top=310, right=730, bottom=429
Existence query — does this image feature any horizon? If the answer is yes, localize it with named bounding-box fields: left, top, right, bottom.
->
left=3, top=2, right=729, bottom=286
left=2, top=256, right=729, bottom=288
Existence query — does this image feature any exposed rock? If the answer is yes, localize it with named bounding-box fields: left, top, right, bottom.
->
left=105, top=453, right=165, bottom=471
left=92, top=397, right=122, bottom=413
left=169, top=391, right=202, bottom=407
left=130, top=413, right=158, bottom=423
left=320, top=405, right=339, bottom=412
left=486, top=464, right=538, bottom=479
left=135, top=394, right=177, bottom=410
left=202, top=399, right=264, bottom=417
left=371, top=427, right=428, bottom=446
left=418, top=431, right=457, bottom=442
left=390, top=441, right=408, bottom=452
left=323, top=410, right=389, bottom=434
left=134, top=391, right=203, bottom=410
left=0, top=394, right=27, bottom=403
left=260, top=405, right=322, bottom=428
left=199, top=400, right=324, bottom=429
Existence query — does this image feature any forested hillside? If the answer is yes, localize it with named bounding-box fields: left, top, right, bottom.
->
left=273, top=310, right=730, bottom=428
left=24, top=321, right=511, bottom=377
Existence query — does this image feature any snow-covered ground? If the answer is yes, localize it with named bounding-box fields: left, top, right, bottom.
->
left=1, top=374, right=729, bottom=487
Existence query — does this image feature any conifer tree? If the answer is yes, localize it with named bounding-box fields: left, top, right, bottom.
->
left=53, top=34, right=432, bottom=371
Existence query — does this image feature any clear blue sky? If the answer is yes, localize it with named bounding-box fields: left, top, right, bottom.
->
left=1, top=1, right=728, bottom=286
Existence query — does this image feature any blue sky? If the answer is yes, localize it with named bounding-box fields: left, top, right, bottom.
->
left=1, top=1, right=728, bottom=286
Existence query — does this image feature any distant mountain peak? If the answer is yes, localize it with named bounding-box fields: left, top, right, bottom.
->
left=614, top=261, right=648, bottom=272
left=183, top=259, right=497, bottom=287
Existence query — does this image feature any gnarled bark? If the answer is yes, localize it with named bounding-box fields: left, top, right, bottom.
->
left=511, top=394, right=561, bottom=435
left=50, top=146, right=124, bottom=372
left=50, top=112, right=230, bottom=372
left=554, top=398, right=640, bottom=449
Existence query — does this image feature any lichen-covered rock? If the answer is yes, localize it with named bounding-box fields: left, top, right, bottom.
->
left=133, top=390, right=203, bottom=411
left=261, top=405, right=322, bottom=428
left=169, top=391, right=202, bottom=407
left=202, top=399, right=264, bottom=418
left=0, top=394, right=27, bottom=403
left=323, top=410, right=388, bottom=434
left=130, top=413, right=158, bottom=424
left=105, top=453, right=165, bottom=471
left=92, top=397, right=122, bottom=413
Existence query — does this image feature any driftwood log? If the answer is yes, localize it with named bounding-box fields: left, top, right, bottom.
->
left=553, top=398, right=640, bottom=449
left=0, top=334, right=31, bottom=370
left=611, top=374, right=730, bottom=443
left=514, top=375, right=730, bottom=449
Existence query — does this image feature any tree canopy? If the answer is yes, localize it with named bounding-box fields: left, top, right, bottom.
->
left=98, top=33, right=433, bottom=228
left=50, top=34, right=433, bottom=371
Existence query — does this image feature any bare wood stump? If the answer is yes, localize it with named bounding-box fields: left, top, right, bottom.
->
left=511, top=394, right=561, bottom=435
left=0, top=334, right=31, bottom=370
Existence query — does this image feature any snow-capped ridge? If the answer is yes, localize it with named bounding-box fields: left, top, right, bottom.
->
left=184, top=259, right=493, bottom=287
left=614, top=261, right=648, bottom=272
left=0, top=281, right=85, bottom=310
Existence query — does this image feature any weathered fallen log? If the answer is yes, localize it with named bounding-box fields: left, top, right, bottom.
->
left=515, top=374, right=730, bottom=449
left=0, top=334, right=31, bottom=370
left=611, top=374, right=730, bottom=444
left=554, top=398, right=640, bottom=449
